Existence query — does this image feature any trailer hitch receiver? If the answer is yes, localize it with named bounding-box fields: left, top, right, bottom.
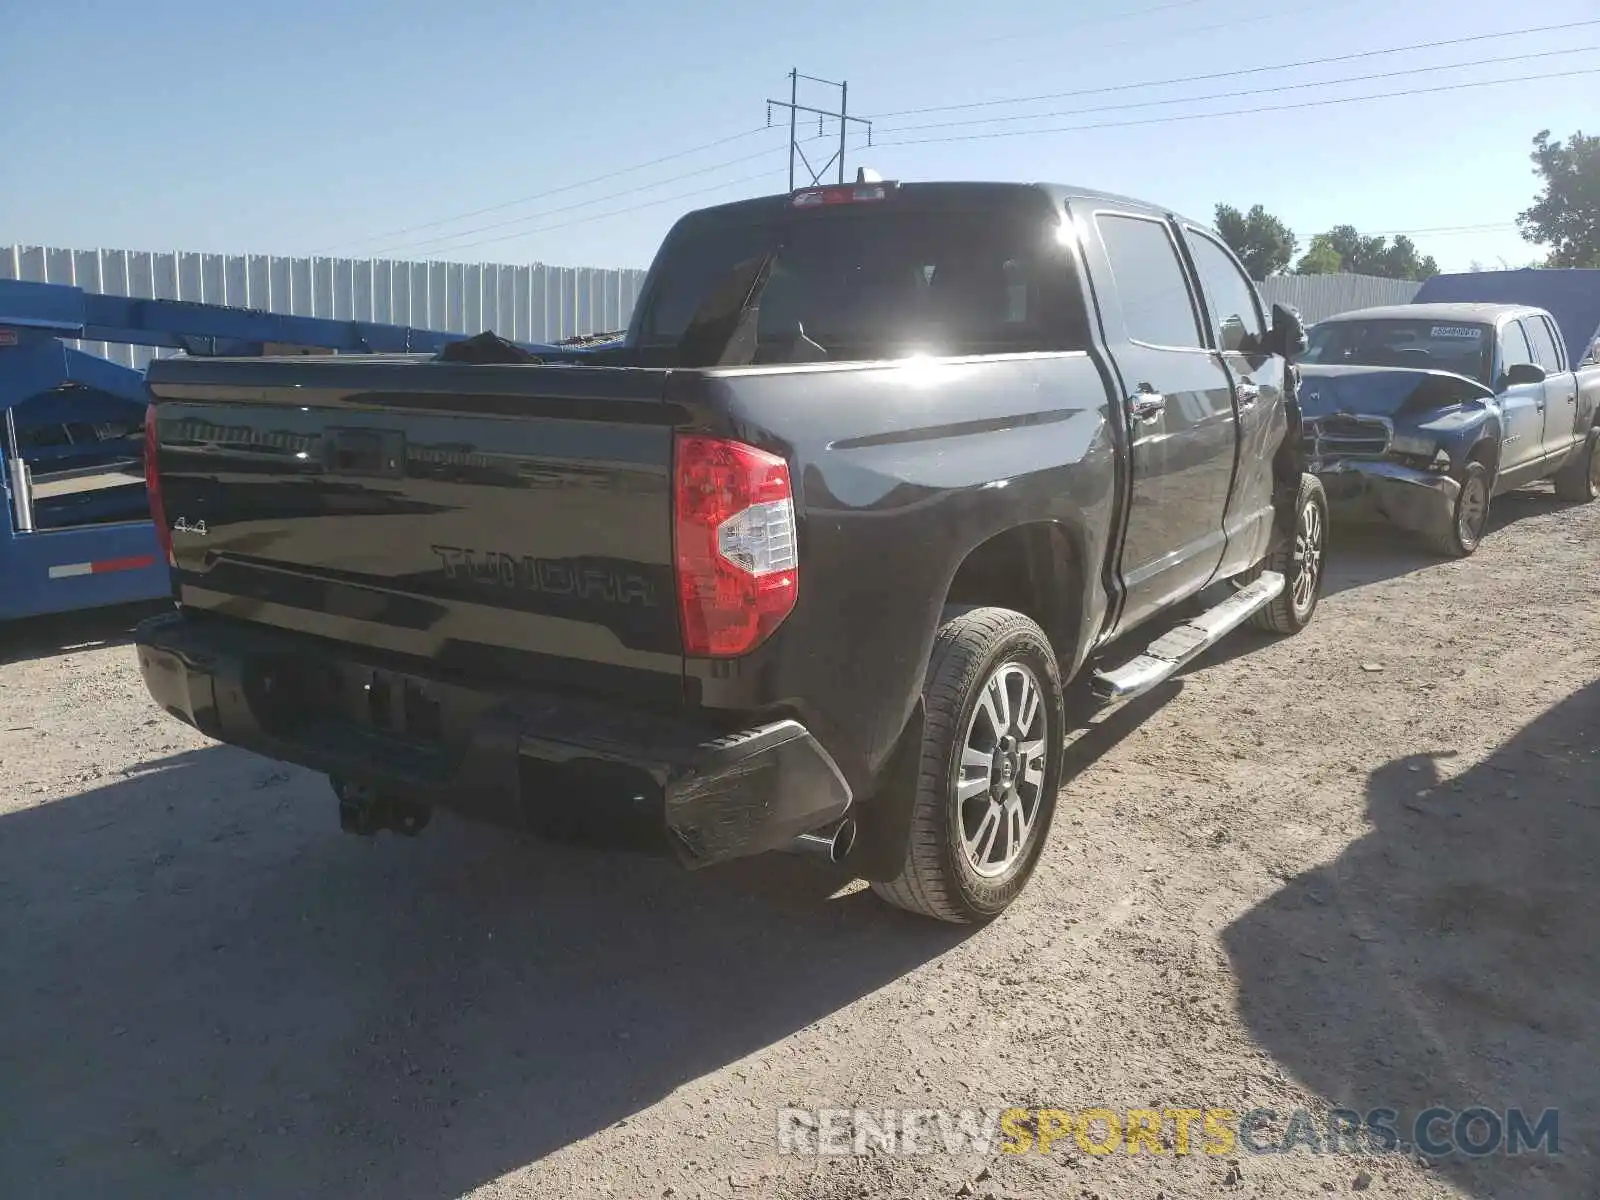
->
left=331, top=776, right=433, bottom=837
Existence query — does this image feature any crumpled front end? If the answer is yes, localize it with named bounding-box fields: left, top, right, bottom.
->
left=1298, top=365, right=1494, bottom=542
left=1312, top=455, right=1461, bottom=542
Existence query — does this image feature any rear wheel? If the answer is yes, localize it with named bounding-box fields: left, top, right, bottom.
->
left=871, top=608, right=1065, bottom=924
left=1431, top=460, right=1492, bottom=558
left=1553, top=429, right=1600, bottom=502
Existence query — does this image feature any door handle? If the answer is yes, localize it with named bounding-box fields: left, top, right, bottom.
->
left=1127, top=392, right=1166, bottom=422
left=1235, top=383, right=1260, bottom=409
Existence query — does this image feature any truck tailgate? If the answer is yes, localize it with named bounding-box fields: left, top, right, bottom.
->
left=145, top=356, right=684, bottom=707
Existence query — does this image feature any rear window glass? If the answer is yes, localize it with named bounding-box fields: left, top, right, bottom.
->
left=1301, top=318, right=1494, bottom=385
left=637, top=209, right=1083, bottom=361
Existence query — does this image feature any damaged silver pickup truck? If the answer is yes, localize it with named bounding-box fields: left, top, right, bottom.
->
left=1298, top=302, right=1600, bottom=556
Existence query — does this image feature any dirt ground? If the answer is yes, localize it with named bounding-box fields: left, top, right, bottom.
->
left=2, top=484, right=1596, bottom=1200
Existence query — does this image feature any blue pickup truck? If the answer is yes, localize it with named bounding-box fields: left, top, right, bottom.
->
left=1297, top=301, right=1600, bottom=556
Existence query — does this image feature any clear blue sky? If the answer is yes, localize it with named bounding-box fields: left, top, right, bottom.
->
left=2, top=0, right=1594, bottom=273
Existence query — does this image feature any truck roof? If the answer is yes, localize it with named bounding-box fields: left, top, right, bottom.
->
left=1318, top=301, right=1550, bottom=325
left=672, top=181, right=1213, bottom=238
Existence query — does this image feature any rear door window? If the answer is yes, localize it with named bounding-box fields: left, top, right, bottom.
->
left=1093, top=213, right=1204, bottom=350
left=1183, top=228, right=1265, bottom=352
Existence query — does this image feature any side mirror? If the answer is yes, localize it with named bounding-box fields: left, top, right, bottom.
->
left=1503, top=361, right=1547, bottom=388
left=1267, top=303, right=1307, bottom=361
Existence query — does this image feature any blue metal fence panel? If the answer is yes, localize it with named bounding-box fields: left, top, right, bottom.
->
left=1413, top=269, right=1600, bottom=367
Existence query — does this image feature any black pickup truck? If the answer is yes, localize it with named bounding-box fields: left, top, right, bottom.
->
left=135, top=178, right=1324, bottom=924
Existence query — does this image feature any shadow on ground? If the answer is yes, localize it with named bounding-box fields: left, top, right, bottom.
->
left=1224, top=677, right=1600, bottom=1196
left=1320, top=482, right=1580, bottom=598
left=0, top=748, right=967, bottom=1199
left=0, top=601, right=168, bottom=666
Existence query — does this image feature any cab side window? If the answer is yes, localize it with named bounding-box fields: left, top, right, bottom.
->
left=1184, top=229, right=1265, bottom=353
left=1523, top=317, right=1563, bottom=374
left=1500, top=321, right=1535, bottom=376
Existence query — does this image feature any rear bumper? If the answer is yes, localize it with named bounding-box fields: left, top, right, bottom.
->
left=134, top=612, right=852, bottom=868
left=1314, top=459, right=1459, bottom=541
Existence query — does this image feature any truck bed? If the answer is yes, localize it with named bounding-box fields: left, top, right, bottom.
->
left=147, top=355, right=685, bottom=708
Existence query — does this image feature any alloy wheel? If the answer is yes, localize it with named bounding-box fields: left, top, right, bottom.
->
left=955, top=662, right=1050, bottom=878
left=1291, top=496, right=1324, bottom=615
left=1459, top=474, right=1489, bottom=545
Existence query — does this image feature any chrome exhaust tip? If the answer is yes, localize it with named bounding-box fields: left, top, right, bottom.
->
left=789, top=816, right=857, bottom=865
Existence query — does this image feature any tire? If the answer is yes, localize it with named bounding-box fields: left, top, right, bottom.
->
left=1246, top=472, right=1328, bottom=635
left=870, top=607, right=1065, bottom=925
left=1429, top=460, right=1492, bottom=558
left=1552, top=429, right=1600, bottom=503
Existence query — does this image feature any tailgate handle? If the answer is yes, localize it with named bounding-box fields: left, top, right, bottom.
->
left=322, top=427, right=405, bottom=478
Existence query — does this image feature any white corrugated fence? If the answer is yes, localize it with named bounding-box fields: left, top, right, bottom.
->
left=2, top=244, right=649, bottom=368
left=1257, top=274, right=1423, bottom=325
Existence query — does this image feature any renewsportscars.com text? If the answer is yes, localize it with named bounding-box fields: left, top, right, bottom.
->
left=776, top=1106, right=1560, bottom=1159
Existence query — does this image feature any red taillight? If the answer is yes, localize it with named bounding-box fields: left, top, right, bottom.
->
left=143, top=402, right=174, bottom=567
left=673, top=434, right=798, bottom=657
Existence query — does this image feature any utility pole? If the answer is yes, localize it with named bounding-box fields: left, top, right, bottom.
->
left=767, top=70, right=873, bottom=191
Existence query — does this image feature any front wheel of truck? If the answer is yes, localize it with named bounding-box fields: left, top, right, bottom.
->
left=1243, top=472, right=1328, bottom=635
left=870, top=608, right=1065, bottom=925
left=1429, top=460, right=1492, bottom=558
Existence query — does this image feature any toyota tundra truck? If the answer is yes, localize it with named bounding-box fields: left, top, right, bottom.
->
left=134, top=178, right=1324, bottom=924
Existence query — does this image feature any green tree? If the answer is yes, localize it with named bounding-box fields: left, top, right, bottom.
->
left=1213, top=203, right=1298, bottom=278
left=1517, top=129, right=1600, bottom=268
left=1380, top=235, right=1440, bottom=281
left=1296, top=236, right=1344, bottom=275
left=1294, top=224, right=1439, bottom=279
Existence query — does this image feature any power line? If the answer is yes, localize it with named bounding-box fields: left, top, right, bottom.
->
left=868, top=17, right=1600, bottom=120
left=315, top=4, right=1244, bottom=256
left=1364, top=224, right=1520, bottom=239
left=398, top=133, right=869, bottom=260
left=1365, top=223, right=1517, bottom=236
left=344, top=52, right=1582, bottom=262
left=872, top=66, right=1600, bottom=148
left=375, top=69, right=1552, bottom=263
left=308, top=5, right=1544, bottom=259
left=313, top=125, right=773, bottom=254
left=306, top=3, right=1553, bottom=257
left=868, top=0, right=1375, bottom=117
left=845, top=0, right=1241, bottom=74
left=380, top=69, right=882, bottom=260
left=410, top=168, right=782, bottom=260
left=370, top=135, right=793, bottom=258
left=394, top=167, right=1524, bottom=263
left=876, top=43, right=1596, bottom=137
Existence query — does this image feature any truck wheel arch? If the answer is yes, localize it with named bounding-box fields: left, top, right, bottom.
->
left=854, top=521, right=1089, bottom=883
left=940, top=521, right=1086, bottom=680
left=1467, top=432, right=1500, bottom=478
left=1270, top=386, right=1307, bottom=545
